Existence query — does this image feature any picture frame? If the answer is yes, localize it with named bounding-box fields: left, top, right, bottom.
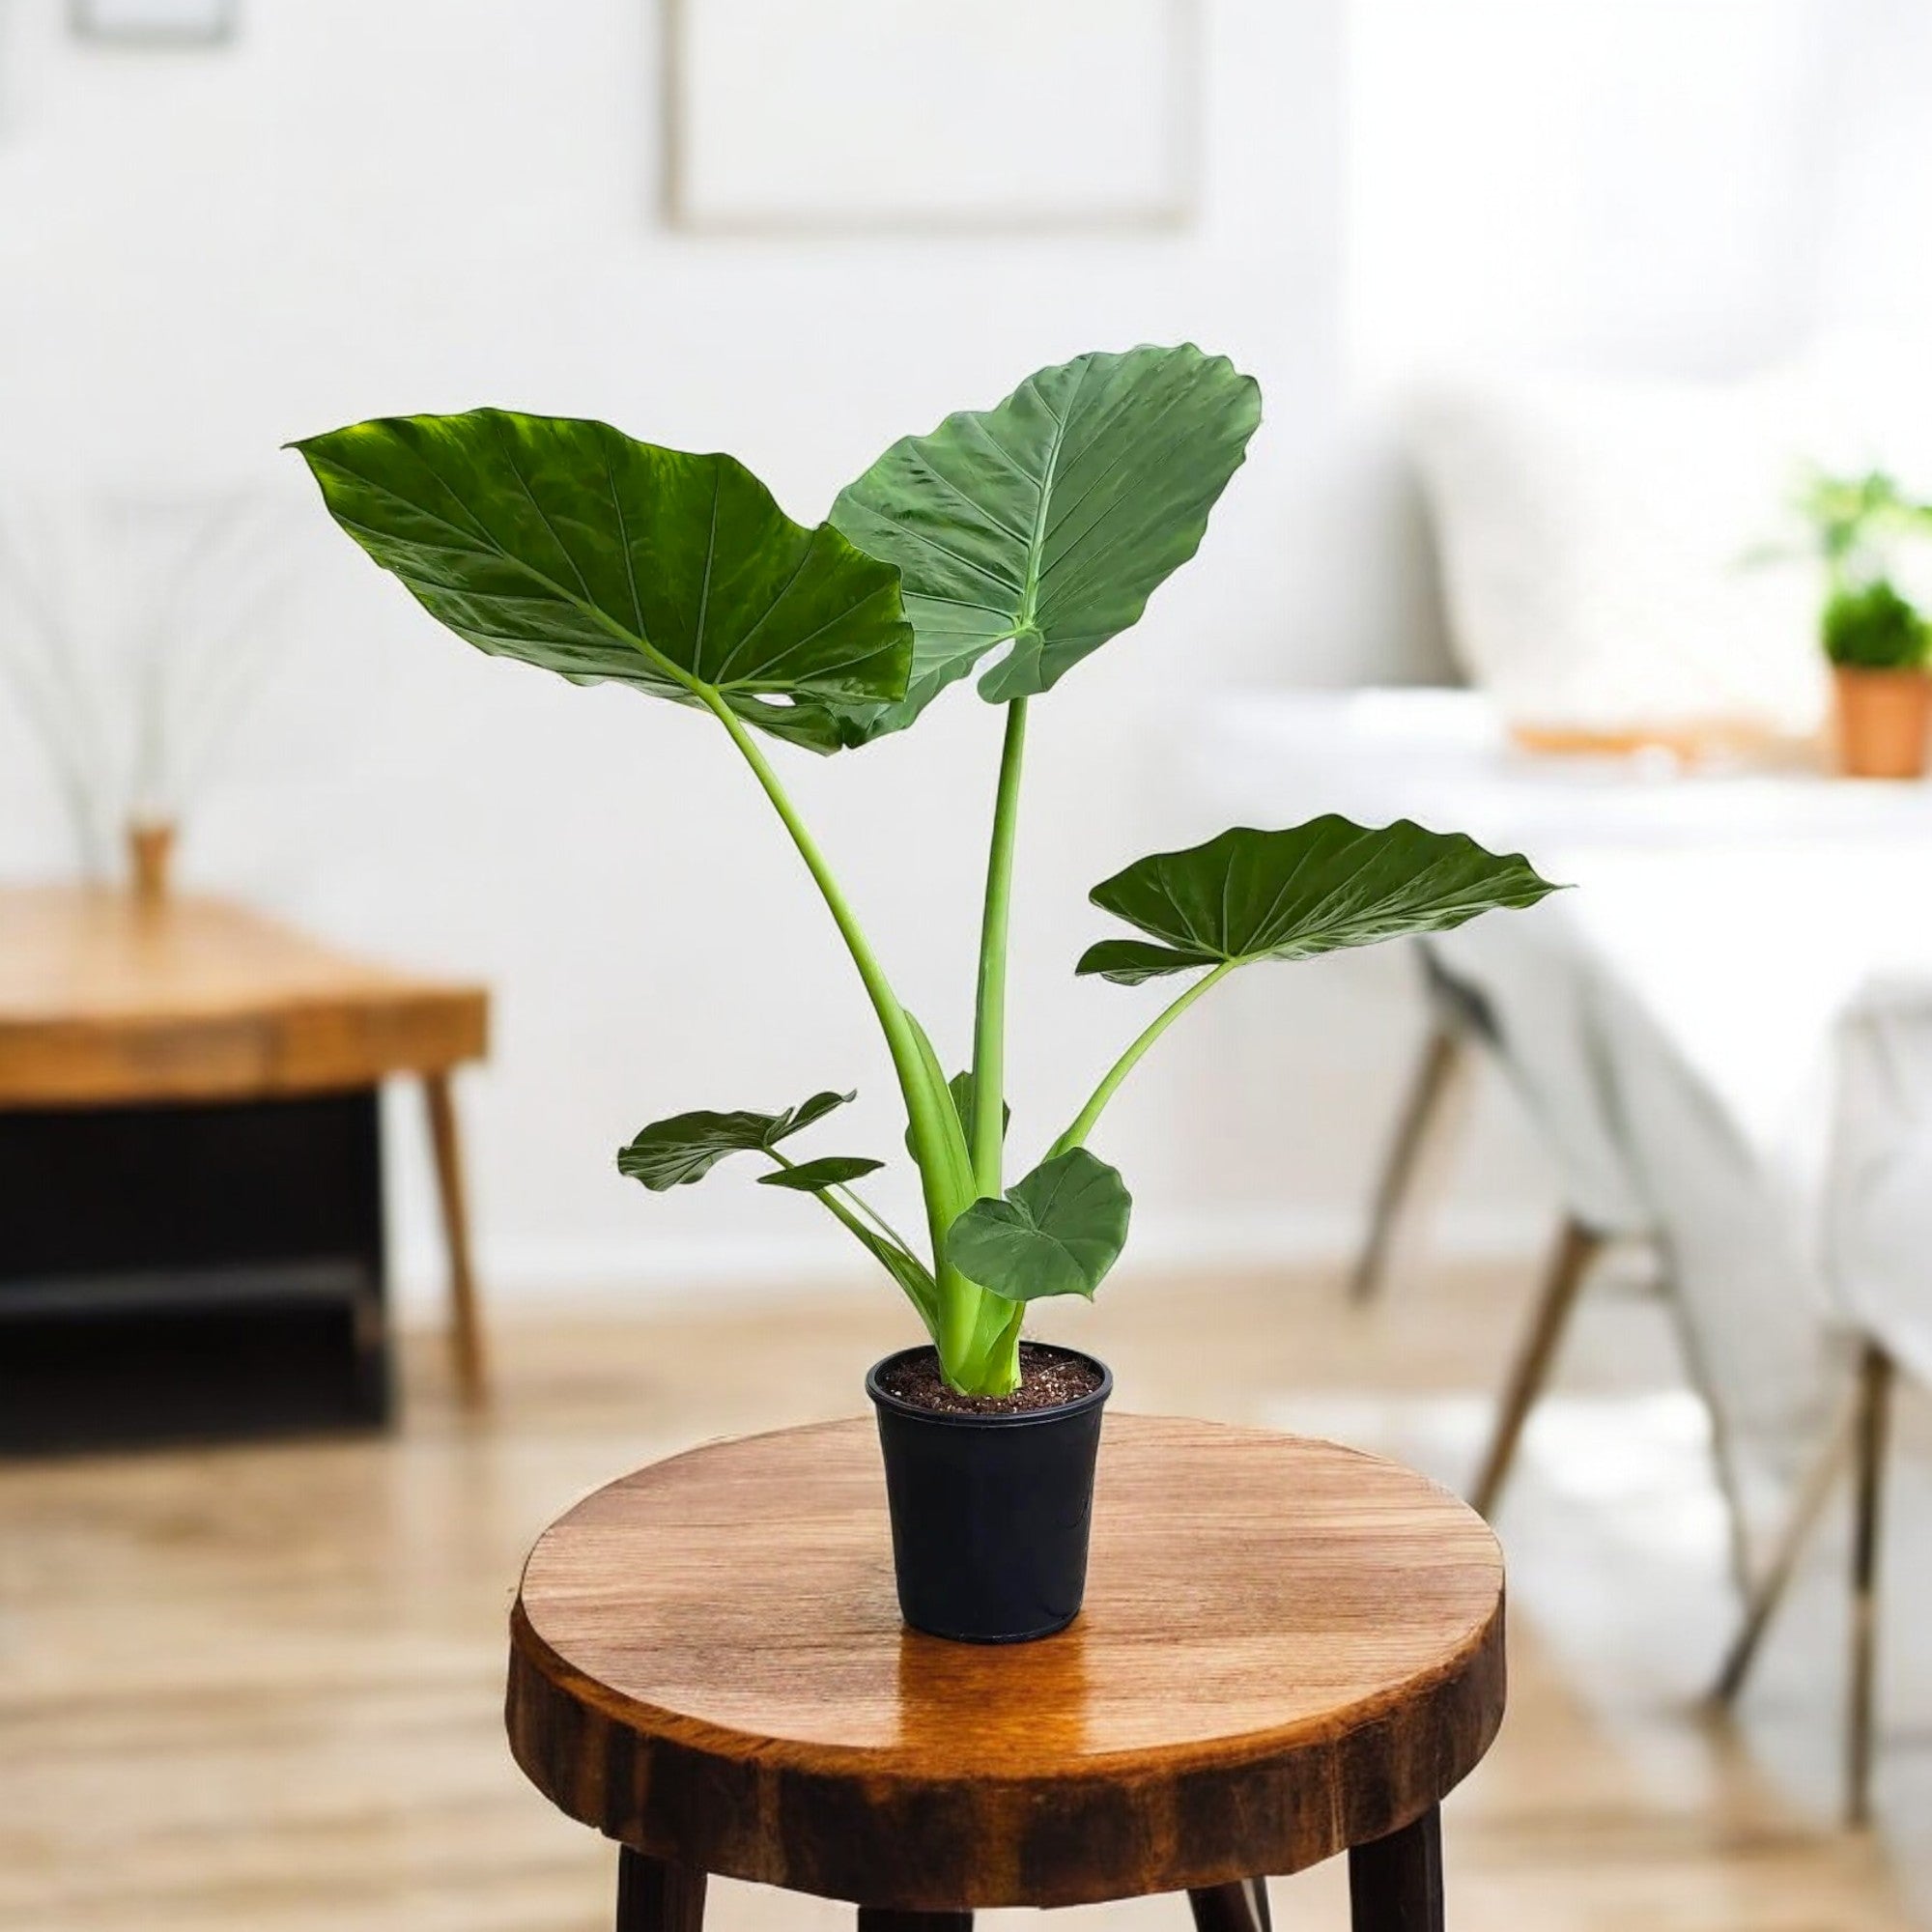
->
left=662, top=0, right=1200, bottom=237
left=70, top=0, right=237, bottom=46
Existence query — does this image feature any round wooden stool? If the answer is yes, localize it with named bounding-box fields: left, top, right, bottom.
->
left=507, top=1414, right=1505, bottom=1932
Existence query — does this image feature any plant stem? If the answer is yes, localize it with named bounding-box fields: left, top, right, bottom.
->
left=699, top=693, right=903, bottom=1043
left=766, top=1152, right=937, bottom=1332
left=694, top=688, right=966, bottom=1266
left=970, top=696, right=1028, bottom=1196
left=1052, top=960, right=1237, bottom=1155
left=829, top=1183, right=919, bottom=1259
left=768, top=1151, right=919, bottom=1258
left=972, top=1300, right=1026, bottom=1391
left=466, top=566, right=979, bottom=1362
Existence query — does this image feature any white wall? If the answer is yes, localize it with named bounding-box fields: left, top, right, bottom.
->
left=1345, top=0, right=1846, bottom=384
left=0, top=0, right=1872, bottom=1311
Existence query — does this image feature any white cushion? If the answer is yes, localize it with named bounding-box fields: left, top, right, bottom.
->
left=1409, top=371, right=1828, bottom=739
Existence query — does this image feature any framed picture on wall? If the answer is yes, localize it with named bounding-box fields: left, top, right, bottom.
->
left=71, top=0, right=236, bottom=43
left=663, top=0, right=1199, bottom=235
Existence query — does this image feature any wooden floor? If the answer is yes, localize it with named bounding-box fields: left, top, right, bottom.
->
left=3, top=1257, right=1928, bottom=1932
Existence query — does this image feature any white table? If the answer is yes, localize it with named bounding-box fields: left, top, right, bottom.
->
left=1189, top=688, right=1932, bottom=1560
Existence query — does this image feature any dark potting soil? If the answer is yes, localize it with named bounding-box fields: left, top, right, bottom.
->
left=879, top=1342, right=1103, bottom=1416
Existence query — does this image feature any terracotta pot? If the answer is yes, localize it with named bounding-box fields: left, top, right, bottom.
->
left=1833, top=668, right=1932, bottom=780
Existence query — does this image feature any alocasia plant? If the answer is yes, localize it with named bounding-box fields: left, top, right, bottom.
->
left=294, top=344, right=1559, bottom=1396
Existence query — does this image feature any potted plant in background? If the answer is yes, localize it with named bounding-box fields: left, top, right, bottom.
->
left=1823, top=578, right=1931, bottom=779
left=1795, top=468, right=1932, bottom=779
left=294, top=344, right=1559, bottom=1643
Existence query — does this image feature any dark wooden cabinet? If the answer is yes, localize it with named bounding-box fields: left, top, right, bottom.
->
left=0, top=1092, right=390, bottom=1452
left=0, top=887, right=492, bottom=1448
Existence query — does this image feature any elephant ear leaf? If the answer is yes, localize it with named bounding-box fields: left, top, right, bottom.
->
left=1077, top=818, right=1562, bottom=984
left=828, top=343, right=1261, bottom=738
left=945, top=1149, right=1132, bottom=1303
left=291, top=410, right=911, bottom=753
left=617, top=1090, right=856, bottom=1190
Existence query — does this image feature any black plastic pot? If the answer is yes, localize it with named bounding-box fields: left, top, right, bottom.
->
left=866, top=1343, right=1113, bottom=1643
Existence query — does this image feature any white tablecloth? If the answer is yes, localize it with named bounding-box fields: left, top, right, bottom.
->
left=1189, top=689, right=1932, bottom=1553
left=1832, top=980, right=1932, bottom=1391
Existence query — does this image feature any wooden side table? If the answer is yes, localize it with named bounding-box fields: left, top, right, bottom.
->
left=0, top=887, right=491, bottom=1409
left=508, top=1414, right=1506, bottom=1931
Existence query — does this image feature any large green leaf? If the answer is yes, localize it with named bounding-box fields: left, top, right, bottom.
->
left=828, top=344, right=1261, bottom=735
left=617, top=1090, right=854, bottom=1190
left=292, top=410, right=912, bottom=753
left=1077, top=818, right=1562, bottom=984
left=945, top=1149, right=1133, bottom=1303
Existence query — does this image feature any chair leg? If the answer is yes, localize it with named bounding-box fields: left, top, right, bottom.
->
left=423, top=1068, right=488, bottom=1408
left=1188, top=1876, right=1271, bottom=1932
left=1848, top=1341, right=1895, bottom=1828
left=616, top=1849, right=706, bottom=1932
left=1469, top=1218, right=1603, bottom=1518
left=1350, top=1025, right=1476, bottom=1304
left=1349, top=1804, right=1442, bottom=1932
left=1712, top=1388, right=1858, bottom=1703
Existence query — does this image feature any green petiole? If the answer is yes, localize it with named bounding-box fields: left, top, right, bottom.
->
left=969, top=696, right=1028, bottom=1198
left=766, top=1148, right=920, bottom=1260
left=691, top=685, right=973, bottom=1263
left=1051, top=960, right=1237, bottom=1156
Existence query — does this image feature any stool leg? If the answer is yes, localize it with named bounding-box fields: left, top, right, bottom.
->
left=1469, top=1218, right=1602, bottom=1517
left=423, top=1069, right=488, bottom=1408
left=1712, top=1390, right=1857, bottom=1704
left=1188, top=1876, right=1271, bottom=1932
left=1848, top=1341, right=1895, bottom=1828
left=856, top=1913, right=971, bottom=1932
left=1350, top=1025, right=1474, bottom=1303
left=616, top=1848, right=706, bottom=1932
left=1349, top=1804, right=1442, bottom=1932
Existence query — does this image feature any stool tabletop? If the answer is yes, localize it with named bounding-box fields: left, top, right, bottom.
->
left=507, top=1413, right=1505, bottom=1910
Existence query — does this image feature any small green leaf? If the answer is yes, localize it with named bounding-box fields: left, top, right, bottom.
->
left=292, top=410, right=912, bottom=753
left=945, top=1149, right=1132, bottom=1303
left=757, top=1155, right=885, bottom=1192
left=902, top=1070, right=1009, bottom=1160
left=617, top=1091, right=854, bottom=1190
left=1077, top=818, right=1562, bottom=983
left=828, top=344, right=1261, bottom=737
left=948, top=1071, right=1011, bottom=1144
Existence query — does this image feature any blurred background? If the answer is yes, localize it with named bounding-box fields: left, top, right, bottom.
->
left=9, top=2, right=1932, bottom=1928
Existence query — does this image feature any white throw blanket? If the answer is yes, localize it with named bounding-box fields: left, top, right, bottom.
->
left=1192, top=688, right=1932, bottom=1562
